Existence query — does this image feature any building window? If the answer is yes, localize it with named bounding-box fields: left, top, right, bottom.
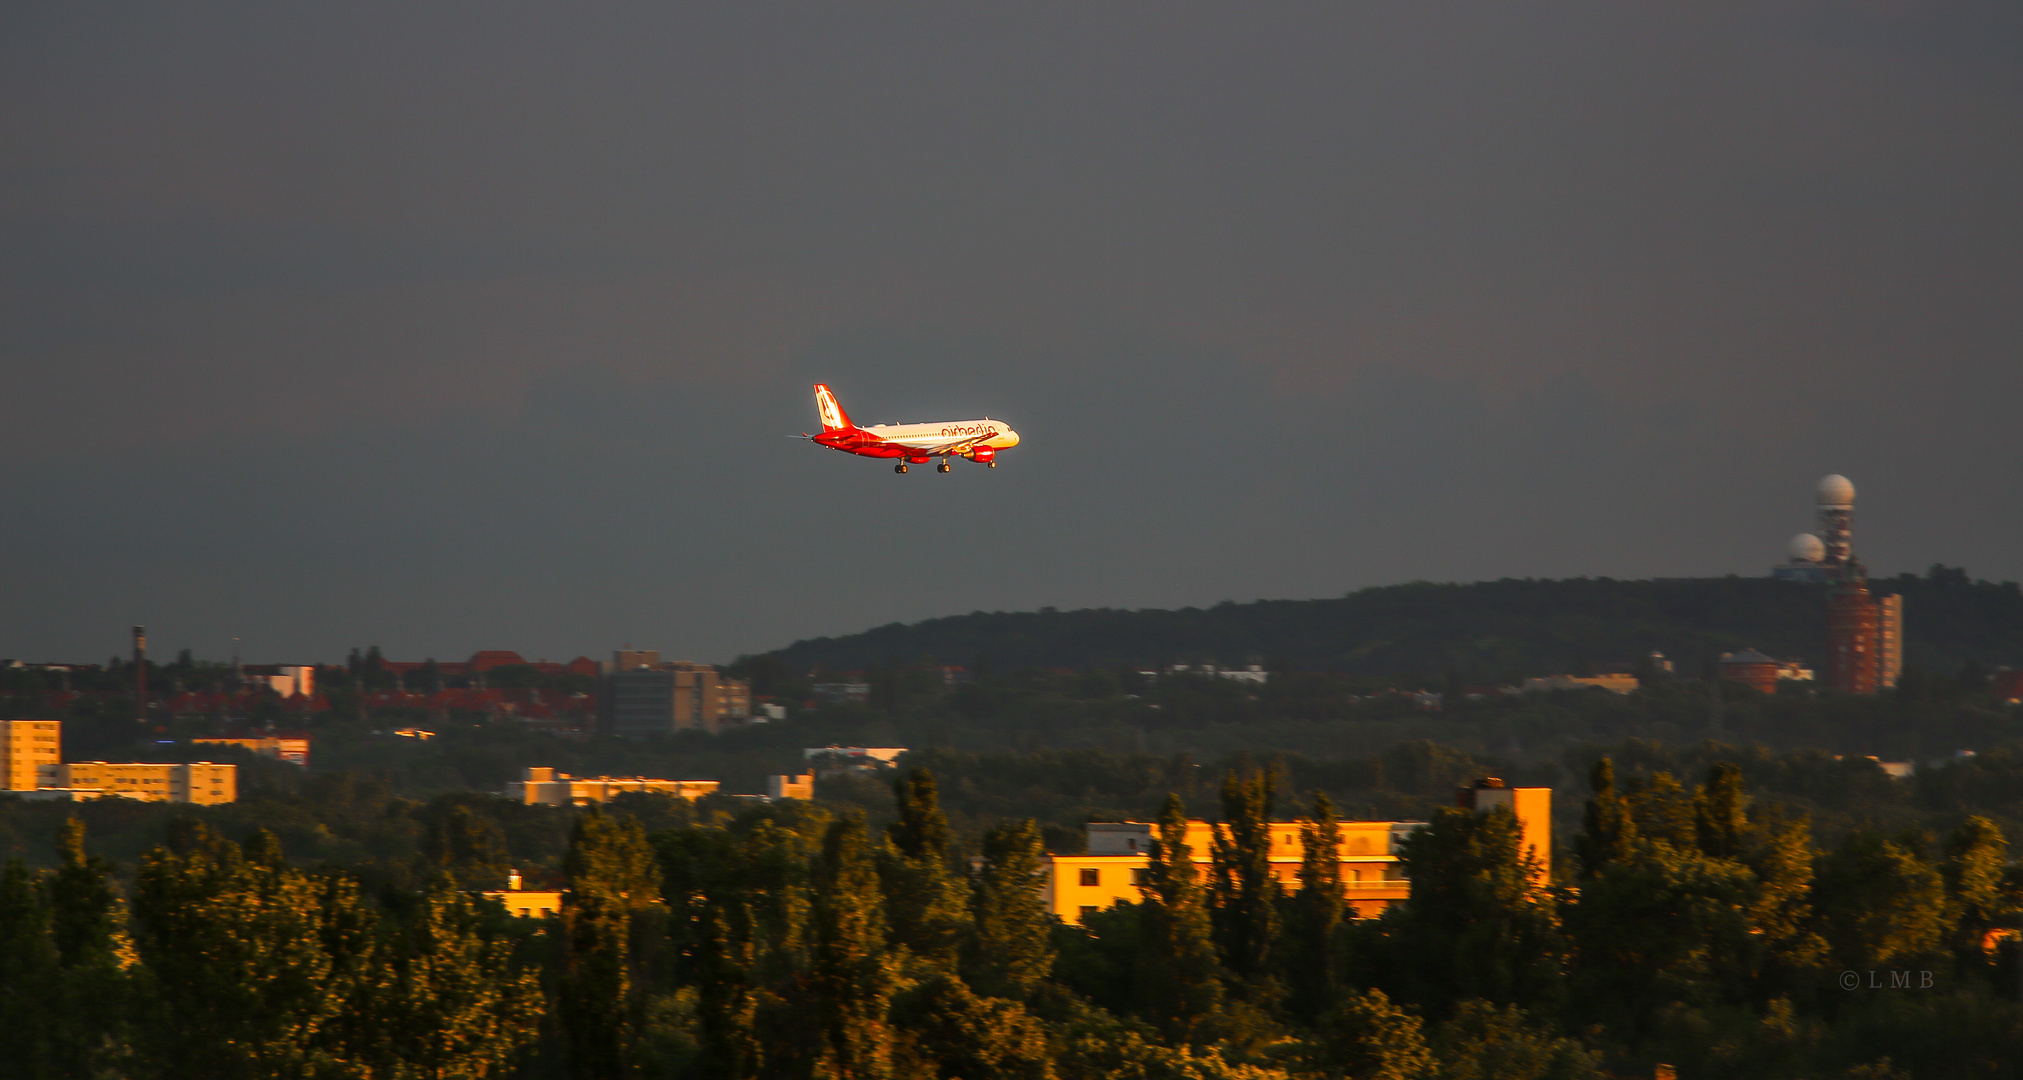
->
left=1079, top=905, right=1099, bottom=921
left=1078, top=868, right=1100, bottom=886
left=1131, top=868, right=1148, bottom=886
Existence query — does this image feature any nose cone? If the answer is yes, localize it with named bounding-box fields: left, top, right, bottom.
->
left=999, top=427, right=1020, bottom=447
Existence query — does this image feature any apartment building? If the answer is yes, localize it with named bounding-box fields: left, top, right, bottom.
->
left=600, top=651, right=752, bottom=736
left=508, top=767, right=719, bottom=806
left=192, top=732, right=311, bottom=767
left=1042, top=782, right=1549, bottom=926
left=1, top=720, right=62, bottom=791
left=56, top=761, right=237, bottom=805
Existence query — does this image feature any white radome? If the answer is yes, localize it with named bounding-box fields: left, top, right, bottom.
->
left=1816, top=474, right=1855, bottom=508
left=1787, top=533, right=1826, bottom=562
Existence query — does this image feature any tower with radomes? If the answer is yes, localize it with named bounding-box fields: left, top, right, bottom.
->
left=1771, top=474, right=1902, bottom=692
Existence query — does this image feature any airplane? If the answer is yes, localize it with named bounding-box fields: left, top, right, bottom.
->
left=801, top=383, right=1021, bottom=473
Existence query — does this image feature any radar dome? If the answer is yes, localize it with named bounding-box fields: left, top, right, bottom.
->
left=1787, top=533, right=1826, bottom=562
left=1816, top=474, right=1855, bottom=508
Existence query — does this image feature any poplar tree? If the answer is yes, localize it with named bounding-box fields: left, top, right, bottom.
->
left=0, top=859, right=57, bottom=1079
left=558, top=810, right=660, bottom=1079
left=381, top=878, right=546, bottom=1080
left=1564, top=837, right=1760, bottom=1035
left=1941, top=816, right=2014, bottom=962
left=1575, top=758, right=1638, bottom=878
left=964, top=818, right=1056, bottom=1001
left=1625, top=772, right=1695, bottom=849
left=674, top=818, right=819, bottom=1080
left=1287, top=792, right=1346, bottom=1022
left=812, top=814, right=896, bottom=1080
left=885, top=768, right=969, bottom=969
left=1810, top=830, right=1947, bottom=972
left=1387, top=806, right=1560, bottom=1015
left=46, top=818, right=132, bottom=1078
left=1692, top=762, right=1748, bottom=860
left=1740, top=813, right=1828, bottom=988
left=310, top=870, right=391, bottom=1075
left=1137, top=793, right=1224, bottom=1044
left=1209, top=769, right=1280, bottom=983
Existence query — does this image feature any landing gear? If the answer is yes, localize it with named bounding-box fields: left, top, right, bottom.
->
left=894, top=463, right=908, bottom=474
left=937, top=459, right=951, bottom=473
left=987, top=461, right=996, bottom=468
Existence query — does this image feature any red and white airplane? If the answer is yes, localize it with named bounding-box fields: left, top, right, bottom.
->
left=803, top=383, right=1021, bottom=473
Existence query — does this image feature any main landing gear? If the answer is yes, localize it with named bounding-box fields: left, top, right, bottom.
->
left=937, top=459, right=951, bottom=473
left=894, top=463, right=908, bottom=474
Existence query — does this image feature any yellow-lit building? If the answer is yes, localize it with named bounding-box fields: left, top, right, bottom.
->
left=766, top=773, right=815, bottom=800
left=192, top=733, right=311, bottom=767
left=1455, top=779, right=1551, bottom=888
left=1, top=720, right=62, bottom=791
left=485, top=870, right=563, bottom=918
left=1045, top=818, right=1419, bottom=925
left=1521, top=674, right=1639, bottom=695
left=55, top=761, right=237, bottom=804
left=508, top=766, right=719, bottom=806
left=1044, top=783, right=1550, bottom=926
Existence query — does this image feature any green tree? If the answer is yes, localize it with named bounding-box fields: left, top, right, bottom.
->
left=1940, top=816, right=2014, bottom=962
left=308, top=871, right=391, bottom=1078
left=894, top=973, right=1055, bottom=1080
left=421, top=803, right=510, bottom=889
left=662, top=814, right=825, bottom=1080
left=1305, top=988, right=1434, bottom=1080
left=558, top=809, right=661, bottom=1079
left=812, top=814, right=897, bottom=1080
left=1137, top=793, right=1225, bottom=1044
left=1564, top=842, right=1759, bottom=1036
left=46, top=818, right=133, bottom=1078
left=1429, top=999, right=1602, bottom=1080
left=1624, top=772, right=1695, bottom=850
left=1573, top=759, right=1636, bottom=879
left=1739, top=813, right=1828, bottom=991
left=131, top=824, right=340, bottom=1080
left=1385, top=807, right=1560, bottom=1015
left=0, top=859, right=58, bottom=1079
left=884, top=769, right=970, bottom=969
left=1810, top=831, right=1947, bottom=971
left=1692, top=762, right=1748, bottom=860
left=965, top=819, right=1057, bottom=1000
left=380, top=878, right=545, bottom=1080
left=1287, top=792, right=1346, bottom=1022
left=1209, top=769, right=1281, bottom=985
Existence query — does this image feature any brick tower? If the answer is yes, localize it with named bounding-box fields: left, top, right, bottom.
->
left=1825, top=573, right=1879, bottom=694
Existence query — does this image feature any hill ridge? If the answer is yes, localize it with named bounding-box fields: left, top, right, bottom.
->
left=752, top=570, right=2023, bottom=680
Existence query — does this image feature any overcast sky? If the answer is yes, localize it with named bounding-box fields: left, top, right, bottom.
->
left=4, top=3, right=2020, bottom=665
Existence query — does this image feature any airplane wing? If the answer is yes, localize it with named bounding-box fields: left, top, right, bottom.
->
left=896, top=432, right=997, bottom=456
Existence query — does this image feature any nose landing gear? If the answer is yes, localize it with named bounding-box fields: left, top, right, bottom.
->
left=937, top=459, right=951, bottom=473
left=894, top=463, right=908, bottom=474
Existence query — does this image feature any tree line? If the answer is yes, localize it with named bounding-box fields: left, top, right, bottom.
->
left=2, top=761, right=2021, bottom=1078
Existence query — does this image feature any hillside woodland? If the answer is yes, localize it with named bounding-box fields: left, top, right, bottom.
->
left=758, top=568, right=2023, bottom=678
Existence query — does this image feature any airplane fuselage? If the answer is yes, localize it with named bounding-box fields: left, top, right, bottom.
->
left=814, top=419, right=1020, bottom=460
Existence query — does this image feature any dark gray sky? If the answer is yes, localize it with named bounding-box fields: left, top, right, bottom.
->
left=4, top=3, right=2020, bottom=665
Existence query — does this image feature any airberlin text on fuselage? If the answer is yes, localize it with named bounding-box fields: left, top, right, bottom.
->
left=938, top=424, right=999, bottom=438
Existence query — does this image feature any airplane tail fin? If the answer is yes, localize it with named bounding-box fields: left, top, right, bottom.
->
left=813, top=383, right=853, bottom=432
